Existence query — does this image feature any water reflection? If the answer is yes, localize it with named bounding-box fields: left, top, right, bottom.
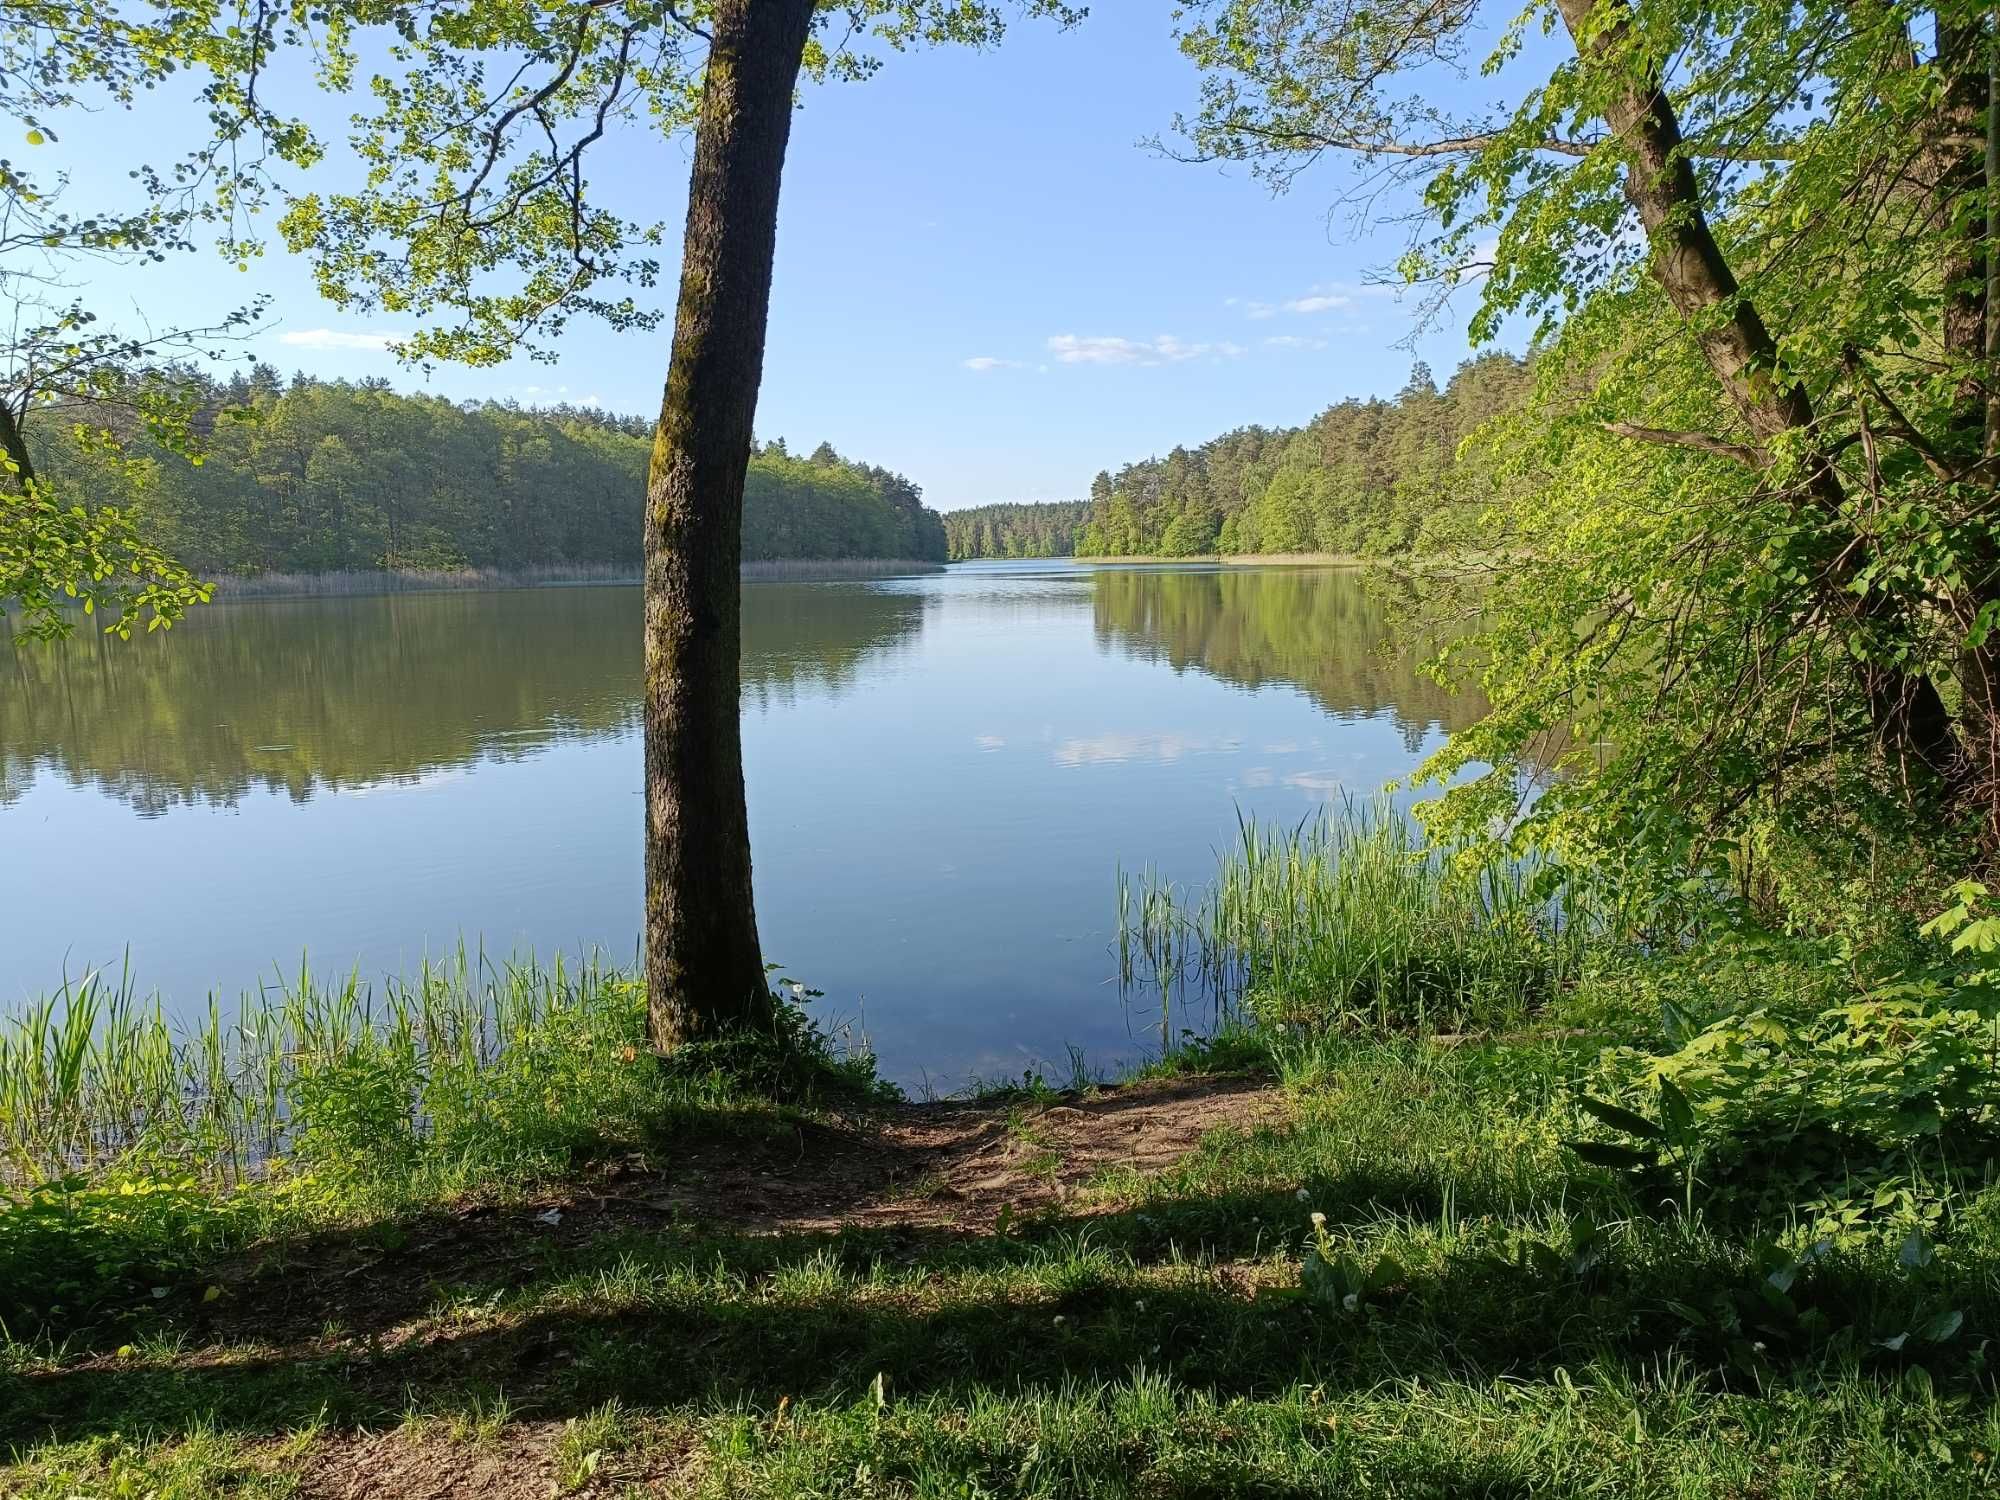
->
left=2, top=562, right=1484, bottom=1083
left=1090, top=566, right=1479, bottom=752
left=1, top=583, right=931, bottom=814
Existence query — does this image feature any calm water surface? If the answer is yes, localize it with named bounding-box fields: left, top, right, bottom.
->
left=1, top=562, right=1476, bottom=1086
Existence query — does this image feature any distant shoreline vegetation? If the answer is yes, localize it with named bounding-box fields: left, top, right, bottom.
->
left=1067, top=551, right=1367, bottom=567
left=206, top=558, right=945, bottom=600
left=943, top=355, right=1528, bottom=561
left=29, top=366, right=950, bottom=577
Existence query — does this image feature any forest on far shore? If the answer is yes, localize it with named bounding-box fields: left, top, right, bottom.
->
left=943, top=354, right=1529, bottom=560
left=32, top=365, right=948, bottom=576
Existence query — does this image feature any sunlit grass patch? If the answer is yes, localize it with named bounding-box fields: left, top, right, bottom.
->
left=1, top=1423, right=311, bottom=1500
left=684, top=1364, right=1997, bottom=1499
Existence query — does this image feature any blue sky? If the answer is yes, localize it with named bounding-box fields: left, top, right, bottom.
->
left=55, top=6, right=1515, bottom=510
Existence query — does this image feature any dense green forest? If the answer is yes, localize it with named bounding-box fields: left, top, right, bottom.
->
left=943, top=355, right=1529, bottom=560
left=940, top=500, right=1092, bottom=560
left=31, top=367, right=947, bottom=576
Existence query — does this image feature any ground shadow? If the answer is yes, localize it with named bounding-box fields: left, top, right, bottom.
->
left=9, top=1170, right=1994, bottom=1454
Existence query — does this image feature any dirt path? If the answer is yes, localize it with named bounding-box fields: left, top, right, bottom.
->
left=195, top=1075, right=1284, bottom=1351
left=267, top=1076, right=1284, bottom=1499
left=634, top=1073, right=1284, bottom=1234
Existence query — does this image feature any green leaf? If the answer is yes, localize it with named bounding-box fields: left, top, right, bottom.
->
left=1656, top=1076, right=1696, bottom=1137
left=1577, top=1096, right=1664, bottom=1141
left=1566, top=1139, right=1658, bottom=1170
left=1365, top=1254, right=1406, bottom=1293
left=1916, top=1309, right=1962, bottom=1343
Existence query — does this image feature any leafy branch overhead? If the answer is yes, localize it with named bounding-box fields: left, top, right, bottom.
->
left=0, top=1, right=1081, bottom=634
left=254, top=1, right=1086, bottom=366
left=1172, top=0, right=2000, bottom=907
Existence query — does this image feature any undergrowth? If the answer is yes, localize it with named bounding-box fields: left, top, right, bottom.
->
left=8, top=811, right=2000, bottom=1493
left=0, top=953, right=888, bottom=1334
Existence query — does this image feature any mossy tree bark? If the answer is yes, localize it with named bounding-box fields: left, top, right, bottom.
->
left=643, top=0, right=816, bottom=1052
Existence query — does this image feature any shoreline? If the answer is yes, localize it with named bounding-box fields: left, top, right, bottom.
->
left=1067, top=551, right=1370, bottom=567
left=967, top=551, right=1497, bottom=572
left=206, top=558, right=947, bottom=600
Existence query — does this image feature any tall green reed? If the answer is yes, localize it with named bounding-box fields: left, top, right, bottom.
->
left=1119, top=799, right=1596, bottom=1039
left=0, top=948, right=655, bottom=1188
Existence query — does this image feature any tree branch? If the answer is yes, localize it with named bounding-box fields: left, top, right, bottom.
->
left=1601, top=420, right=1768, bottom=468
left=1840, top=344, right=1956, bottom=480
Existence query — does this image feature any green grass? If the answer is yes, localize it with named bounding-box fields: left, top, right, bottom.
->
left=0, top=952, right=884, bottom=1333
left=5, top=810, right=1998, bottom=1494
left=4, top=1030, right=1996, bottom=1496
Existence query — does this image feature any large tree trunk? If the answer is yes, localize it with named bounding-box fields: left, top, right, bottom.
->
left=1927, top=15, right=2000, bottom=845
left=643, top=0, right=816, bottom=1052
left=1891, top=14, right=2000, bottom=839
left=1549, top=0, right=1816, bottom=455
left=1552, top=0, right=1958, bottom=783
left=1933, top=15, right=1991, bottom=462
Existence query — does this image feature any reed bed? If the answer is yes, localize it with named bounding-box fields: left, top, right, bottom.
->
left=0, top=950, right=659, bottom=1189
left=1120, top=800, right=1594, bottom=1039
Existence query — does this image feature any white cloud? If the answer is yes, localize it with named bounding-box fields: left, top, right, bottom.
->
left=1262, top=335, right=1329, bottom=351
left=1046, top=334, right=1243, bottom=368
left=579, top=394, right=605, bottom=408
left=1047, top=335, right=1156, bottom=366
left=1054, top=731, right=1241, bottom=767
left=1235, top=286, right=1377, bottom=321
left=962, top=356, right=1024, bottom=372
left=277, top=328, right=406, bottom=353
left=1450, top=234, right=1502, bottom=282
left=1284, top=770, right=1346, bottom=796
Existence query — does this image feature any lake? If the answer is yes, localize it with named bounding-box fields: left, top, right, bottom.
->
left=0, top=562, right=1476, bottom=1089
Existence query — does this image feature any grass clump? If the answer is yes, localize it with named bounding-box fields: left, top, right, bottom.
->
left=0, top=952, right=887, bottom=1335
left=1121, top=799, right=1591, bottom=1040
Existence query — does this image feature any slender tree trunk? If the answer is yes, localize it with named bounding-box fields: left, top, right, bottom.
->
left=643, top=0, right=816, bottom=1051
left=1552, top=0, right=1957, bottom=782
left=1935, top=16, right=1991, bottom=461
left=1550, top=0, right=1818, bottom=455
left=1990, top=12, right=2000, bottom=462
left=1935, top=13, right=2000, bottom=844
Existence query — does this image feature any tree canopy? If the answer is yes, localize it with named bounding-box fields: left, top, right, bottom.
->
left=27, top=368, right=945, bottom=575
left=945, top=355, right=1529, bottom=560
left=1174, top=0, right=2000, bottom=926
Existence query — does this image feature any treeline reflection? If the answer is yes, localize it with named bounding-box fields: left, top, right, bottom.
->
left=2, top=583, right=931, bottom=814
left=1089, top=567, right=1482, bottom=751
